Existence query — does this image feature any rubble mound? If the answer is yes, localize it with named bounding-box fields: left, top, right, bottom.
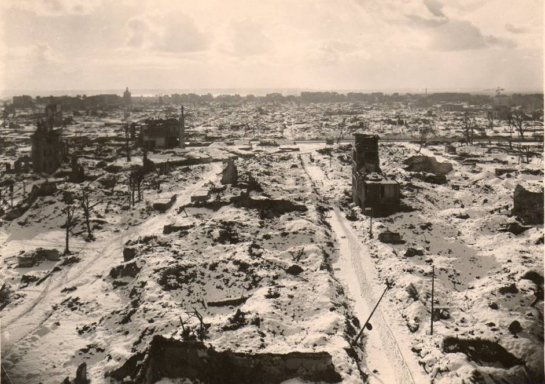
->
left=231, top=194, right=307, bottom=218
left=109, top=335, right=342, bottom=384
left=442, top=337, right=523, bottom=369
left=512, top=184, right=544, bottom=225
left=403, top=156, right=453, bottom=175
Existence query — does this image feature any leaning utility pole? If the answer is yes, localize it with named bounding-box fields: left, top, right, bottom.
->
left=353, top=281, right=392, bottom=345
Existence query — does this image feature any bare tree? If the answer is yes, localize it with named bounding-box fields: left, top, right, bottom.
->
left=337, top=117, right=356, bottom=144
left=63, top=204, right=77, bottom=255
left=80, top=186, right=100, bottom=241
left=462, top=112, right=476, bottom=145
left=508, top=109, right=528, bottom=139
left=124, top=123, right=131, bottom=162
left=128, top=168, right=145, bottom=206
left=417, top=124, right=435, bottom=153
left=486, top=110, right=494, bottom=130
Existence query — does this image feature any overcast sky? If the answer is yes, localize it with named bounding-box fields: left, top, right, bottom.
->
left=0, top=0, right=542, bottom=93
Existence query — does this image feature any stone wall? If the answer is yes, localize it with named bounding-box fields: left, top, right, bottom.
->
left=110, top=335, right=342, bottom=384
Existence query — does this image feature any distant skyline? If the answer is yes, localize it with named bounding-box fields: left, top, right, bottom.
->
left=0, top=0, right=543, bottom=93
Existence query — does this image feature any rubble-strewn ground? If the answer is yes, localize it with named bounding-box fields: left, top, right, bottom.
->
left=306, top=142, right=544, bottom=384
left=1, top=145, right=366, bottom=384
left=1, top=102, right=543, bottom=384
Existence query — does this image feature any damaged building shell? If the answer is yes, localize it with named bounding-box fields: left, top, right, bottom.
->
left=31, top=104, right=65, bottom=174
left=141, top=106, right=186, bottom=149
left=352, top=134, right=400, bottom=216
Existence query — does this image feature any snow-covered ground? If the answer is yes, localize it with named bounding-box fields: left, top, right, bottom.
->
left=305, top=142, right=544, bottom=384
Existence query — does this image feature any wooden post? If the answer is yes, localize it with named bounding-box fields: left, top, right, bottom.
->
left=431, top=264, right=435, bottom=336
left=125, top=124, right=131, bottom=162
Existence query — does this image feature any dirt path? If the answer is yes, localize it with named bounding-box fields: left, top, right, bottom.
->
left=329, top=207, right=427, bottom=384
left=299, top=153, right=428, bottom=384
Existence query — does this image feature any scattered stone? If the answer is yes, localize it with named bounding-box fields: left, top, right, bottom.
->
left=123, top=247, right=137, bottom=262
left=412, top=172, right=447, bottom=185
left=508, top=320, right=522, bottom=337
left=521, top=271, right=544, bottom=286
left=110, top=261, right=141, bottom=279
left=403, top=156, right=453, bottom=175
left=495, top=168, right=518, bottom=176
left=221, top=158, right=238, bottom=185
left=499, top=222, right=532, bottom=235
left=378, top=230, right=405, bottom=244
left=498, top=283, right=518, bottom=295
left=512, top=184, right=544, bottom=225
left=442, top=337, right=523, bottom=369
left=405, top=248, right=424, bottom=257
left=286, top=264, right=304, bottom=276
left=152, top=194, right=177, bottom=213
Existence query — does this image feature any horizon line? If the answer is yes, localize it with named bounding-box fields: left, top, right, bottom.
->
left=1, top=86, right=543, bottom=98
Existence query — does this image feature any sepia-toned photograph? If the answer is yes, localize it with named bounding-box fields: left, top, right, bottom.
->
left=0, top=1, right=543, bottom=383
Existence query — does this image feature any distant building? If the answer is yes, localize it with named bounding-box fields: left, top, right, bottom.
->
left=441, top=103, right=465, bottom=112
left=12, top=95, right=34, bottom=109
left=45, top=103, right=63, bottom=126
left=352, top=134, right=400, bottom=216
left=494, top=94, right=511, bottom=107
left=123, top=87, right=132, bottom=106
left=31, top=105, right=65, bottom=174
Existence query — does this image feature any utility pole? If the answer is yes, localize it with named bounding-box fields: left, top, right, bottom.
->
left=9, top=183, right=13, bottom=207
left=124, top=108, right=131, bottom=162
left=179, top=105, right=185, bottom=149
left=353, top=281, right=392, bottom=345
left=365, top=207, right=373, bottom=238
left=431, top=264, right=435, bottom=336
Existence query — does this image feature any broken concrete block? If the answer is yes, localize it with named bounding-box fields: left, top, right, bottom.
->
left=403, top=156, right=453, bottom=175
left=286, top=264, right=304, bottom=276
left=378, top=230, right=405, bottom=244
left=512, top=184, right=544, bottom=225
left=110, top=261, right=141, bottom=279
left=405, top=248, right=424, bottom=257
left=221, top=158, right=238, bottom=185
left=123, top=247, right=137, bottom=262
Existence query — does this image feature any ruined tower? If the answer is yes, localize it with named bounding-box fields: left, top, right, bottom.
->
left=352, top=134, right=400, bottom=216
left=352, top=134, right=380, bottom=174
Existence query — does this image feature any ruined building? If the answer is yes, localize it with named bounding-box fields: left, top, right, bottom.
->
left=31, top=104, right=65, bottom=174
left=141, top=119, right=179, bottom=149
left=141, top=106, right=186, bottom=149
left=352, top=134, right=400, bottom=216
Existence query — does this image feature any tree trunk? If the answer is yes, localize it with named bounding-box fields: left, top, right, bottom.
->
left=84, top=207, right=92, bottom=240
left=64, top=212, right=71, bottom=255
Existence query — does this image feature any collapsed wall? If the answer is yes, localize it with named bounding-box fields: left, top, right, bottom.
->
left=111, top=335, right=342, bottom=384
